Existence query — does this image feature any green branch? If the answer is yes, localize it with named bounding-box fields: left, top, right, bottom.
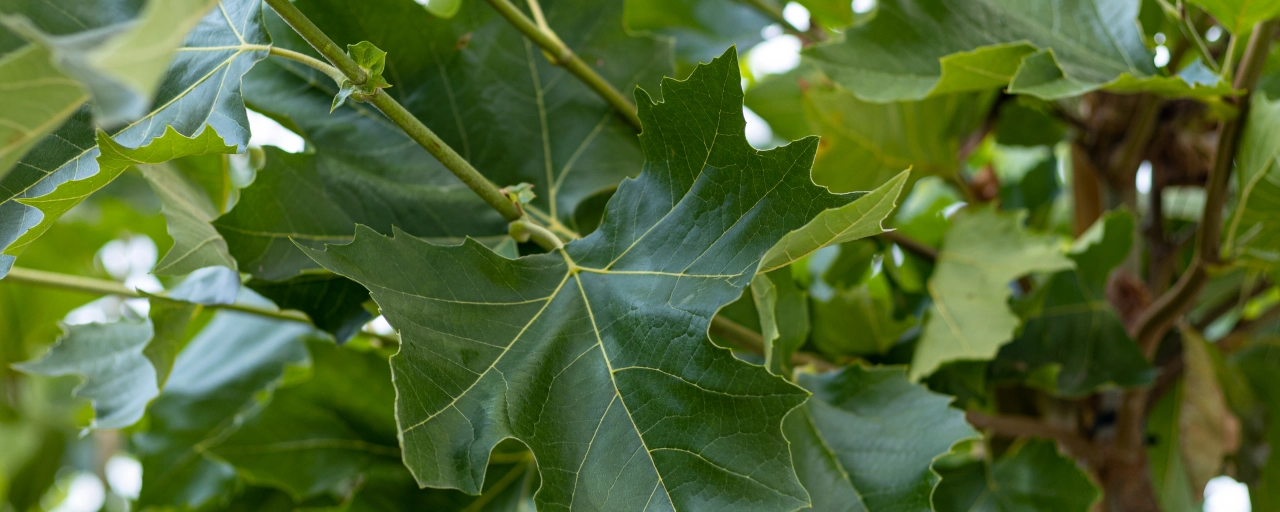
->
left=4, top=266, right=402, bottom=344
left=262, top=0, right=534, bottom=231
left=485, top=0, right=643, bottom=132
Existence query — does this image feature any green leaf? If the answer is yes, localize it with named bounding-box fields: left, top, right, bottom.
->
left=1, top=0, right=221, bottom=125
left=1188, top=0, right=1280, bottom=33
left=248, top=274, right=373, bottom=343
left=331, top=41, right=392, bottom=112
left=247, top=0, right=672, bottom=228
left=302, top=49, right=857, bottom=510
left=750, top=269, right=809, bottom=374
left=910, top=206, right=1073, bottom=381
left=134, top=304, right=312, bottom=510
left=624, top=0, right=770, bottom=74
left=1227, top=93, right=1280, bottom=271
left=995, top=211, right=1155, bottom=396
left=759, top=169, right=908, bottom=273
left=210, top=340, right=401, bottom=500
left=6, top=127, right=236, bottom=263
left=786, top=366, right=977, bottom=512
left=1232, top=343, right=1280, bottom=509
left=795, top=0, right=854, bottom=29
left=0, top=0, right=268, bottom=275
left=811, top=270, right=916, bottom=357
left=13, top=321, right=160, bottom=429
left=805, top=0, right=1211, bottom=102
left=933, top=439, right=1101, bottom=511
left=214, top=148, right=507, bottom=280
left=0, top=45, right=86, bottom=182
left=803, top=84, right=993, bottom=192
left=137, top=155, right=241, bottom=275
left=423, top=0, right=464, bottom=18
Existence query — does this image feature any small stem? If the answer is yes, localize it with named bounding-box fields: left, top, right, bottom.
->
left=4, top=267, right=306, bottom=323
left=1222, top=34, right=1239, bottom=80
left=708, top=315, right=835, bottom=371
left=268, top=46, right=344, bottom=83
left=485, top=0, right=643, bottom=132
left=262, top=0, right=367, bottom=85
left=509, top=218, right=564, bottom=250
left=965, top=411, right=1102, bottom=467
left=878, top=231, right=937, bottom=261
left=1175, top=5, right=1220, bottom=73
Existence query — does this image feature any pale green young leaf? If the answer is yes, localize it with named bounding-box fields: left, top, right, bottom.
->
left=0, top=45, right=86, bottom=182
left=7, top=126, right=236, bottom=261
left=1188, top=0, right=1280, bottom=33
left=0, top=0, right=268, bottom=276
left=803, top=84, right=992, bottom=192
left=330, top=41, right=391, bottom=112
left=786, top=366, right=977, bottom=512
left=138, top=157, right=239, bottom=276
left=750, top=269, right=809, bottom=374
left=934, top=440, right=1101, bottom=511
left=302, top=50, right=857, bottom=511
left=995, top=211, right=1155, bottom=396
left=1, top=0, right=220, bottom=126
left=1227, top=93, right=1280, bottom=270
left=759, top=169, right=908, bottom=273
left=805, top=0, right=1220, bottom=102
left=910, top=206, right=1073, bottom=381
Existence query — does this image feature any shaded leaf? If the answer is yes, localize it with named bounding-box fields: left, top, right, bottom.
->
left=911, top=206, right=1073, bottom=381
left=134, top=302, right=312, bottom=510
left=211, top=340, right=401, bottom=500
left=624, top=0, right=770, bottom=74
left=933, top=440, right=1100, bottom=511
left=302, top=50, right=853, bottom=511
left=0, top=44, right=85, bottom=181
left=786, top=365, right=977, bottom=512
left=214, top=148, right=506, bottom=280
left=248, top=274, right=373, bottom=344
left=1146, top=382, right=1200, bottom=512
left=248, top=0, right=672, bottom=228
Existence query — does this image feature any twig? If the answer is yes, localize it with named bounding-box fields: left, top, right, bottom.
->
left=1174, top=4, right=1220, bottom=73
left=965, top=410, right=1102, bottom=467
left=485, top=0, right=643, bottom=132
left=1132, top=20, right=1277, bottom=358
left=263, top=0, right=531, bottom=230
left=708, top=315, right=835, bottom=372
left=735, top=0, right=826, bottom=44
left=878, top=231, right=938, bottom=261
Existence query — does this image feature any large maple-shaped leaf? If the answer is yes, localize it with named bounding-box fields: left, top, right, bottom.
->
left=786, top=366, right=977, bottom=512
left=247, top=0, right=672, bottom=229
left=805, top=0, right=1229, bottom=102
left=0, top=0, right=267, bottom=275
left=995, top=211, right=1154, bottom=396
left=304, top=49, right=860, bottom=511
